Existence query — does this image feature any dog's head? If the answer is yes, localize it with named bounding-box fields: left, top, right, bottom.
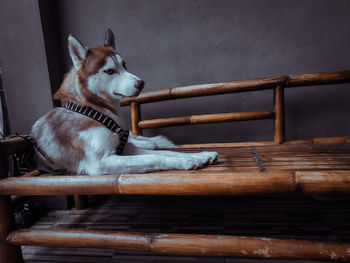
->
left=68, top=29, right=144, bottom=100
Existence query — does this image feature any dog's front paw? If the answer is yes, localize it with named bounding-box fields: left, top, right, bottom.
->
left=203, top=151, right=219, bottom=164
left=181, top=157, right=203, bottom=170
left=194, top=151, right=219, bottom=165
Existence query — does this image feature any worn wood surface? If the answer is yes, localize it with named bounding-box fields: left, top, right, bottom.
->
left=138, top=111, right=274, bottom=129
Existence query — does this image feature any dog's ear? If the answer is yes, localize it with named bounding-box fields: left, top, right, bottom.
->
left=104, top=28, right=115, bottom=49
left=68, top=34, right=88, bottom=69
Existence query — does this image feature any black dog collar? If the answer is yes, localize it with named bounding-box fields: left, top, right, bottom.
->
left=65, top=101, right=129, bottom=155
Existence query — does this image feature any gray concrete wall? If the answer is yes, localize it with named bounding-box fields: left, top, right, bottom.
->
left=52, top=0, right=350, bottom=144
left=0, top=0, right=69, bottom=209
left=0, top=0, right=53, bottom=134
left=3, top=0, right=350, bottom=144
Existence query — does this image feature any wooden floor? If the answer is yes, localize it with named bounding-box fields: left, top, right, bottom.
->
left=20, top=142, right=350, bottom=262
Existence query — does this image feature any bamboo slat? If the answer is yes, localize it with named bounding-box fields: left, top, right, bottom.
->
left=138, top=111, right=274, bottom=129
left=7, top=229, right=350, bottom=261
left=0, top=171, right=349, bottom=196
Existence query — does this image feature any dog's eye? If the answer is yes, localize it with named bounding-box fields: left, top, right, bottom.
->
left=104, top=69, right=116, bottom=75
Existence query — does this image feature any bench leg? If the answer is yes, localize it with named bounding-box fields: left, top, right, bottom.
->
left=74, top=195, right=88, bottom=210
left=0, top=196, right=24, bottom=263
left=0, top=149, right=23, bottom=262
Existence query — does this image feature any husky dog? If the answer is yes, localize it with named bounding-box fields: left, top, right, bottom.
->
left=31, top=29, right=218, bottom=175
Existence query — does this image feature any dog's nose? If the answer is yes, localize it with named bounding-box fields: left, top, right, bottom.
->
left=135, top=80, right=145, bottom=91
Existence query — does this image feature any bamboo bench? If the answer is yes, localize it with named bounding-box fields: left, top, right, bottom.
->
left=1, top=70, right=350, bottom=262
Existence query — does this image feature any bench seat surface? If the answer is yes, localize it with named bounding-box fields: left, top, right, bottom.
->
left=173, top=143, right=350, bottom=173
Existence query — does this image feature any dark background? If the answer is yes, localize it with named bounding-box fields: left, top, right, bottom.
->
left=1, top=0, right=350, bottom=144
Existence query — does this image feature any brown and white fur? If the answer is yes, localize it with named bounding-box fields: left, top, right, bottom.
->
left=31, top=30, right=218, bottom=175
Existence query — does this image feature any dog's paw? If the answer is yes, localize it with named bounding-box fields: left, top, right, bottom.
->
left=162, top=156, right=203, bottom=171
left=202, top=151, right=219, bottom=164
left=149, top=135, right=177, bottom=149
left=180, top=157, right=203, bottom=170
left=193, top=151, right=219, bottom=165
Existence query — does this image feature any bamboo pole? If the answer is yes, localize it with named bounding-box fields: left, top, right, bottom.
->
left=0, top=147, right=24, bottom=263
left=295, top=171, right=350, bottom=193
left=120, top=70, right=350, bottom=106
left=273, top=86, right=285, bottom=144
left=120, top=76, right=287, bottom=106
left=0, top=175, right=120, bottom=195
left=130, top=102, right=142, bottom=136
left=288, top=70, right=350, bottom=87
left=138, top=111, right=274, bottom=129
left=7, top=229, right=350, bottom=261
left=0, top=171, right=349, bottom=196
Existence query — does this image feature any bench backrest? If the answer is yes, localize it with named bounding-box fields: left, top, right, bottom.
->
left=120, top=70, right=350, bottom=145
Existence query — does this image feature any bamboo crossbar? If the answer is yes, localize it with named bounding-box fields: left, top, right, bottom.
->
left=121, top=76, right=286, bottom=106
left=138, top=111, right=274, bottom=129
left=0, top=171, right=349, bottom=196
left=0, top=137, right=30, bottom=155
left=7, top=229, right=350, bottom=261
left=120, top=70, right=350, bottom=106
